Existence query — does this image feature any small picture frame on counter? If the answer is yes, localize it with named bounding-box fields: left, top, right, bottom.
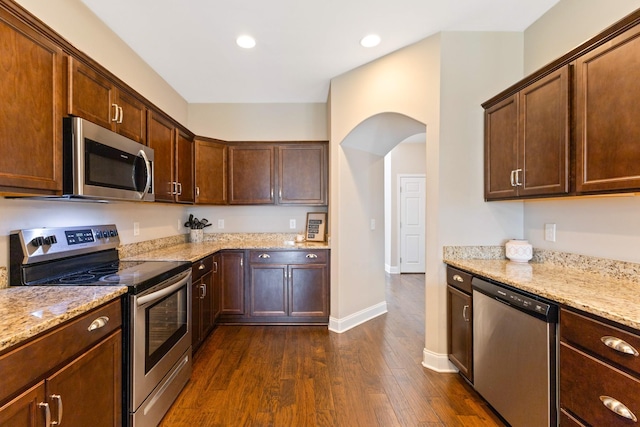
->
left=305, top=212, right=327, bottom=242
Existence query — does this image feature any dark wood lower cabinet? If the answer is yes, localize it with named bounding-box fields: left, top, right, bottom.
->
left=219, top=251, right=246, bottom=317
left=446, top=266, right=473, bottom=383
left=0, top=382, right=45, bottom=427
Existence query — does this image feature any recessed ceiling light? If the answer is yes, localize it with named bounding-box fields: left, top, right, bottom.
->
left=236, top=35, right=256, bottom=49
left=360, top=34, right=381, bottom=48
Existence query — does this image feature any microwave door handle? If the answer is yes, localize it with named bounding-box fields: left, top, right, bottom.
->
left=137, top=149, right=152, bottom=199
left=136, top=273, right=190, bottom=306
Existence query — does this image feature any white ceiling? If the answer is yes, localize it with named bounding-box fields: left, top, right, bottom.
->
left=80, top=0, right=559, bottom=104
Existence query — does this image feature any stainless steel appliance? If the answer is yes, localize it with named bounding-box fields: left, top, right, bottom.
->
left=62, top=116, right=154, bottom=202
left=472, top=277, right=558, bottom=427
left=9, top=225, right=191, bottom=427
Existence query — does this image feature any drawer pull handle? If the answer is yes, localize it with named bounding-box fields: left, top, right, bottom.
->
left=198, top=263, right=206, bottom=270
left=50, top=394, right=63, bottom=426
left=306, top=254, right=318, bottom=259
left=453, top=274, right=464, bottom=283
left=600, top=396, right=637, bottom=422
left=462, top=305, right=470, bottom=322
left=258, top=254, right=271, bottom=259
left=88, top=316, right=109, bottom=331
left=601, top=336, right=639, bottom=356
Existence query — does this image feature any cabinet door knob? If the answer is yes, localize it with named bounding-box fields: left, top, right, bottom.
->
left=600, top=396, right=637, bottom=421
left=50, top=394, right=63, bottom=426
left=258, top=253, right=271, bottom=259
left=87, top=316, right=109, bottom=331
left=305, top=253, right=318, bottom=259
left=453, top=274, right=464, bottom=282
left=39, top=402, right=51, bottom=427
left=601, top=336, right=639, bottom=356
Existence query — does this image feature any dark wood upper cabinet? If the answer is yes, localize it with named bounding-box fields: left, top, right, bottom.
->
left=576, top=25, right=640, bottom=193
left=148, top=111, right=194, bottom=204
left=278, top=143, right=328, bottom=205
left=228, top=144, right=275, bottom=204
left=484, top=66, right=570, bottom=200
left=0, top=4, right=65, bottom=195
left=69, top=58, right=146, bottom=144
left=194, top=137, right=227, bottom=204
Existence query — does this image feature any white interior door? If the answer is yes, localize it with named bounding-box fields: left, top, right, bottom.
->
left=400, top=175, right=425, bottom=273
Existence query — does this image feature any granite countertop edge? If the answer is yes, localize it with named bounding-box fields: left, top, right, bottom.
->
left=0, top=286, right=127, bottom=354
left=444, top=258, right=640, bottom=331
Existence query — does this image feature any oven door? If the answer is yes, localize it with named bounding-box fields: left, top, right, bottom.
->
left=131, top=269, right=192, bottom=411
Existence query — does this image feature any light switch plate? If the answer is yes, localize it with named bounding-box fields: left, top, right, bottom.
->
left=218, top=219, right=225, bottom=229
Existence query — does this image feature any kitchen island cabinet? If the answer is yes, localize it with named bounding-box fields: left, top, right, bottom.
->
left=0, top=298, right=122, bottom=427
left=0, top=1, right=65, bottom=196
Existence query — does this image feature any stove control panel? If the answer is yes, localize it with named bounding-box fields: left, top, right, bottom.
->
left=11, top=224, right=120, bottom=263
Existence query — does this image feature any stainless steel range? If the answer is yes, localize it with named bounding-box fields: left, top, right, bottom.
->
left=10, top=224, right=192, bottom=427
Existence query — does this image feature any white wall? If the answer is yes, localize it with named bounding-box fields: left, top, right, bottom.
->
left=523, top=0, right=640, bottom=262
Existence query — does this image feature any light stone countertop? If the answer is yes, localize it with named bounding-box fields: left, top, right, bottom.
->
left=123, top=239, right=330, bottom=263
left=445, top=258, right=640, bottom=331
left=0, top=286, right=127, bottom=353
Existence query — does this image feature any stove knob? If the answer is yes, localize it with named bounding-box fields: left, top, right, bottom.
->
left=43, top=235, right=57, bottom=245
left=109, top=230, right=117, bottom=237
left=95, top=230, right=103, bottom=239
left=30, top=236, right=45, bottom=247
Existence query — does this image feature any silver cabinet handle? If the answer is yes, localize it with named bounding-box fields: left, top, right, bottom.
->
left=305, top=253, right=318, bottom=259
left=50, top=394, right=63, bottom=426
left=117, top=105, right=123, bottom=124
left=514, top=168, right=523, bottom=186
left=258, top=253, right=271, bottom=259
left=600, top=396, right=637, bottom=422
left=171, top=182, right=177, bottom=195
left=87, top=316, right=109, bottom=331
left=453, top=274, right=464, bottom=283
left=39, top=402, right=51, bottom=427
left=200, top=284, right=207, bottom=299
left=195, top=186, right=200, bottom=197
left=510, top=170, right=516, bottom=187
left=601, top=336, right=639, bottom=356
left=462, top=305, right=470, bottom=322
left=198, top=263, right=205, bottom=270
left=177, top=182, right=183, bottom=196
left=213, top=261, right=218, bottom=273
left=111, top=103, right=119, bottom=122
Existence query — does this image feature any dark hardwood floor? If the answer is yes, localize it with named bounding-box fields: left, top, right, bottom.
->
left=160, top=273, right=504, bottom=426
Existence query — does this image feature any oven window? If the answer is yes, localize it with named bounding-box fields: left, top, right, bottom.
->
left=85, top=138, right=150, bottom=192
left=145, top=285, right=188, bottom=373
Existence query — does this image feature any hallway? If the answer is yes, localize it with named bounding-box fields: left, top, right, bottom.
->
left=160, top=274, right=504, bottom=426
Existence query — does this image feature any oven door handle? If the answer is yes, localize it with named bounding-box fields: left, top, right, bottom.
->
left=136, top=273, right=190, bottom=306
left=137, top=149, right=152, bottom=200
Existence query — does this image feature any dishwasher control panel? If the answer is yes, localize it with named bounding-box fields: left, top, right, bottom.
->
left=472, top=277, right=558, bottom=322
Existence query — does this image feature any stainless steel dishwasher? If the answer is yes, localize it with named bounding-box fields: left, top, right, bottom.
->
left=472, top=277, right=558, bottom=427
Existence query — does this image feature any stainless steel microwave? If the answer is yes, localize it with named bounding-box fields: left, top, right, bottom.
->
left=63, top=116, right=154, bottom=202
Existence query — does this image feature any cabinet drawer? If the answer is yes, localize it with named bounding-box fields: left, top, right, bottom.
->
left=192, top=256, right=214, bottom=281
left=446, top=266, right=472, bottom=294
left=0, top=298, right=121, bottom=404
left=561, top=308, right=640, bottom=376
left=560, top=343, right=640, bottom=426
left=249, top=250, right=327, bottom=264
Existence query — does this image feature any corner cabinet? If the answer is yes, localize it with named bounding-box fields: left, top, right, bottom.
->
left=278, top=144, right=328, bottom=205
left=575, top=25, right=640, bottom=194
left=484, top=65, right=570, bottom=200
left=0, top=299, right=122, bottom=426
left=0, top=2, right=65, bottom=195
left=248, top=249, right=329, bottom=324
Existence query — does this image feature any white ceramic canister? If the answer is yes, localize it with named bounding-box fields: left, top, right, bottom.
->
left=505, top=239, right=533, bottom=263
left=190, top=229, right=204, bottom=243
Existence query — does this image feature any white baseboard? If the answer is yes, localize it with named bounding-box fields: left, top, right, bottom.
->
left=385, top=264, right=400, bottom=274
left=422, top=348, right=458, bottom=373
left=328, top=301, right=388, bottom=333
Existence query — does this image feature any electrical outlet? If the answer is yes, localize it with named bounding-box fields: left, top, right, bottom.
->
left=544, top=223, right=556, bottom=242
left=133, top=222, right=140, bottom=236
left=370, top=219, right=376, bottom=230
left=218, top=219, right=225, bottom=229
left=289, top=219, right=296, bottom=229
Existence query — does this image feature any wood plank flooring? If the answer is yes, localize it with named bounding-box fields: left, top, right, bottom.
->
left=160, top=274, right=505, bottom=426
